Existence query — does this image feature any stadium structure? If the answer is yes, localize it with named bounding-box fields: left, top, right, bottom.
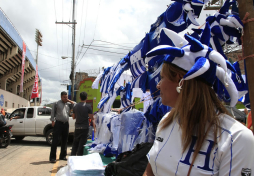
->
left=0, top=8, right=41, bottom=111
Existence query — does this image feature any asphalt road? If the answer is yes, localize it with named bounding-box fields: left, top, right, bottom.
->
left=0, top=136, right=73, bottom=176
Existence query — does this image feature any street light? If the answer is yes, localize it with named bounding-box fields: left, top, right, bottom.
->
left=62, top=56, right=75, bottom=101
left=61, top=56, right=69, bottom=60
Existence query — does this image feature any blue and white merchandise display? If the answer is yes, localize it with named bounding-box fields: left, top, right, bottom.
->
left=110, top=115, right=122, bottom=153
left=148, top=112, right=254, bottom=176
left=118, top=110, right=146, bottom=154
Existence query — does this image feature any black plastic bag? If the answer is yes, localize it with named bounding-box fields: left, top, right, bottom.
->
left=104, top=142, right=153, bottom=176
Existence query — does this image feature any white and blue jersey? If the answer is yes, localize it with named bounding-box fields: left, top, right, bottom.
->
left=129, top=35, right=149, bottom=78
left=120, top=83, right=132, bottom=112
left=107, top=61, right=129, bottom=93
left=147, top=63, right=163, bottom=99
left=148, top=113, right=254, bottom=176
left=100, top=65, right=117, bottom=94
left=131, top=71, right=147, bottom=93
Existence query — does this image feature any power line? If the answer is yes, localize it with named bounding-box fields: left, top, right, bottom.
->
left=38, top=61, right=71, bottom=71
left=76, top=40, right=94, bottom=66
left=54, top=0, right=57, bottom=21
left=78, top=47, right=127, bottom=55
left=83, top=0, right=89, bottom=45
left=76, top=0, right=101, bottom=64
left=78, top=0, right=85, bottom=50
left=76, top=0, right=89, bottom=61
left=82, top=44, right=131, bottom=51
left=30, top=49, right=123, bottom=60
left=30, top=50, right=59, bottom=59
left=93, top=40, right=134, bottom=49
left=92, top=0, right=101, bottom=40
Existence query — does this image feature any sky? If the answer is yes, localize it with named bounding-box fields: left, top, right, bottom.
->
left=0, top=0, right=215, bottom=104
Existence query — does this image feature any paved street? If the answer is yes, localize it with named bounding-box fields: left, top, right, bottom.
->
left=0, top=136, right=72, bottom=176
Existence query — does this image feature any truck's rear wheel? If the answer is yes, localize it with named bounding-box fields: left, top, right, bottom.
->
left=46, top=129, right=54, bottom=145
left=46, top=129, right=61, bottom=146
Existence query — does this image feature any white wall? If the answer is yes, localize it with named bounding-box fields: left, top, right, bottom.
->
left=0, top=89, right=30, bottom=112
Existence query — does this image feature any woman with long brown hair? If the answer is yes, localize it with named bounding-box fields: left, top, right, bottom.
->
left=143, top=30, right=254, bottom=176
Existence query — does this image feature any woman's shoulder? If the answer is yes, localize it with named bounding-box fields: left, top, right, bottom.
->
left=218, top=113, right=254, bottom=142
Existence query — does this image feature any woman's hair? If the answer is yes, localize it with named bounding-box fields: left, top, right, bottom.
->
left=160, top=62, right=230, bottom=175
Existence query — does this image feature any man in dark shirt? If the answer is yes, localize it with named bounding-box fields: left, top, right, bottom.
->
left=71, top=91, right=95, bottom=156
left=49, top=91, right=75, bottom=163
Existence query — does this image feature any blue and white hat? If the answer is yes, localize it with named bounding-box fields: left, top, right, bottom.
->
left=146, top=24, right=238, bottom=107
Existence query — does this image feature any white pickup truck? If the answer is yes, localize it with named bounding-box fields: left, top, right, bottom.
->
left=6, top=106, right=75, bottom=145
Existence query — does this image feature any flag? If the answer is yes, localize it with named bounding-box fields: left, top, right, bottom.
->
left=31, top=65, right=39, bottom=99
left=20, top=41, right=26, bottom=92
left=40, top=85, right=42, bottom=104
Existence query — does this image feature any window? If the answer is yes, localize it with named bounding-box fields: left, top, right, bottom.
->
left=27, top=108, right=34, bottom=118
left=12, top=103, right=14, bottom=108
left=9, top=109, right=25, bottom=119
left=18, top=104, right=20, bottom=108
left=5, top=101, right=7, bottom=107
left=37, top=108, right=51, bottom=116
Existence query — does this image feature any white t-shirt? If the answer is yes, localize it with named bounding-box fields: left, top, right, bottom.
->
left=148, top=112, right=254, bottom=176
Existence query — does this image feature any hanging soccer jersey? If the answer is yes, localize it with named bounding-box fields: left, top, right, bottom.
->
left=109, top=115, right=122, bottom=153
left=100, top=64, right=117, bottom=94
left=129, top=35, right=150, bottom=78
left=144, top=96, right=171, bottom=125
left=92, top=71, right=103, bottom=89
left=118, top=110, right=146, bottom=154
left=120, top=83, right=132, bottom=112
left=131, top=71, right=147, bottom=93
left=107, top=60, right=130, bottom=93
left=147, top=63, right=163, bottom=99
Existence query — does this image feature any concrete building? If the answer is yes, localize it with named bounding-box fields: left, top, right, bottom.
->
left=0, top=8, right=41, bottom=111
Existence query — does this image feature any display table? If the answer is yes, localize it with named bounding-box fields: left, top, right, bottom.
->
left=83, top=140, right=115, bottom=166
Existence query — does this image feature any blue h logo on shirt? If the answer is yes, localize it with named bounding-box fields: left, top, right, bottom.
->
left=180, top=136, right=214, bottom=172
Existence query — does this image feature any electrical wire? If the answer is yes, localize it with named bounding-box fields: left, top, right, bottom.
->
left=93, top=40, right=134, bottom=49
left=30, top=50, right=59, bottom=59
left=38, top=61, right=71, bottom=72
left=76, top=0, right=89, bottom=61
left=82, top=44, right=131, bottom=51
left=78, top=0, right=85, bottom=50
left=78, top=47, right=127, bottom=55
left=62, top=0, right=64, bottom=57
left=76, top=40, right=94, bottom=66
left=75, top=0, right=101, bottom=65
left=92, top=0, right=101, bottom=40
left=30, top=49, right=124, bottom=60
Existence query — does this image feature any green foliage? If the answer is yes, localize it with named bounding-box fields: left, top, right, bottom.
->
left=235, top=103, right=246, bottom=109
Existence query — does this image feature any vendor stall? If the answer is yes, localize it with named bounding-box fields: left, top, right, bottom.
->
left=56, top=0, right=251, bottom=175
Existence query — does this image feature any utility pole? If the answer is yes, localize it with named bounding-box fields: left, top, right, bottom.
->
left=35, top=29, right=42, bottom=106
left=238, top=0, right=254, bottom=133
left=56, top=0, right=77, bottom=101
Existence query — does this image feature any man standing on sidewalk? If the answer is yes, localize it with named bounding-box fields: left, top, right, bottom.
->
left=49, top=91, right=76, bottom=163
left=71, top=91, right=96, bottom=156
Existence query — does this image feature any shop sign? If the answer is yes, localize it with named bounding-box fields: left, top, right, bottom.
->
left=0, top=94, right=4, bottom=107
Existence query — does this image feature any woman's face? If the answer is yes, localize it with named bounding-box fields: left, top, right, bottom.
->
left=157, top=71, right=179, bottom=107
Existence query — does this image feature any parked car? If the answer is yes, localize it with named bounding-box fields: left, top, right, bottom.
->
left=5, top=106, right=75, bottom=145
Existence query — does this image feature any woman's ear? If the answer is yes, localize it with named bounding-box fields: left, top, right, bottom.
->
left=176, top=73, right=183, bottom=83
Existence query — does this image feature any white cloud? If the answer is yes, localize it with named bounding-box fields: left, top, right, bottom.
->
left=0, top=0, right=215, bottom=103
